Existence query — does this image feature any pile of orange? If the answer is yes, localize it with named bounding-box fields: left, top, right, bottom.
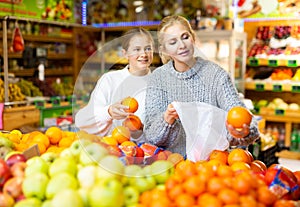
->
left=138, top=148, right=286, bottom=207
left=13, top=126, right=77, bottom=155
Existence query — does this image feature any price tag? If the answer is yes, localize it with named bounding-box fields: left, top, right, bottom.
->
left=34, top=100, right=45, bottom=108
left=249, top=58, right=259, bottom=66
left=272, top=84, right=282, bottom=92
left=255, top=83, right=265, bottom=91
left=268, top=59, right=278, bottom=67
left=51, top=97, right=61, bottom=106
left=287, top=60, right=298, bottom=67
left=291, top=85, right=300, bottom=93
left=275, top=109, right=285, bottom=116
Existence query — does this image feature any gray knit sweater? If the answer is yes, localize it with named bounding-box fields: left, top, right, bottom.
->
left=144, top=58, right=259, bottom=156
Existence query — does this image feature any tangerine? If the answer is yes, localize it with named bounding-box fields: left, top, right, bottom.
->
left=175, top=193, right=196, bottom=207
left=197, top=193, right=222, bottom=207
left=45, top=126, right=63, bottom=144
left=217, top=188, right=239, bottom=205
left=207, top=177, right=226, bottom=195
left=230, top=161, right=251, bottom=172
left=122, top=97, right=139, bottom=113
left=227, top=106, right=252, bottom=129
left=252, top=160, right=267, bottom=171
left=123, top=115, right=142, bottom=131
left=101, top=136, right=118, bottom=146
left=257, top=186, right=277, bottom=206
left=58, top=137, right=73, bottom=148
left=32, top=133, right=50, bottom=148
left=183, top=176, right=206, bottom=196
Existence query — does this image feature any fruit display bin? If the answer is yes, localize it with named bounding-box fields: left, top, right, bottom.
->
left=34, top=96, right=80, bottom=127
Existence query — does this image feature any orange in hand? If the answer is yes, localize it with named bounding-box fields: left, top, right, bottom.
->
left=121, top=97, right=138, bottom=113
left=122, top=115, right=142, bottom=131
left=227, top=106, right=252, bottom=129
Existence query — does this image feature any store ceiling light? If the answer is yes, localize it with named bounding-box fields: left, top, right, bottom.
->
left=135, top=6, right=144, bottom=13
left=133, top=1, right=144, bottom=6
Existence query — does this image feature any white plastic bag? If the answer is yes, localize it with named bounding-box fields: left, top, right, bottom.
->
left=172, top=102, right=229, bottom=162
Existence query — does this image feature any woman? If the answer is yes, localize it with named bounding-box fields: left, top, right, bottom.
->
left=144, top=15, right=259, bottom=156
left=75, top=28, right=154, bottom=141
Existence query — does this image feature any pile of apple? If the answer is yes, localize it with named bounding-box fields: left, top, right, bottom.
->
left=0, top=138, right=176, bottom=207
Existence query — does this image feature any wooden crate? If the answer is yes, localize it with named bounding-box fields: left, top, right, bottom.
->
left=3, top=106, right=40, bottom=131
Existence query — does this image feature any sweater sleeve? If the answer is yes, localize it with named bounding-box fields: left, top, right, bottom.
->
left=215, top=70, right=260, bottom=146
left=143, top=71, right=181, bottom=148
left=75, top=74, right=114, bottom=136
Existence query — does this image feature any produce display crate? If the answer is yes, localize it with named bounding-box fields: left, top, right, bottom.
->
left=258, top=107, right=300, bottom=117
left=34, top=96, right=80, bottom=127
left=249, top=141, right=279, bottom=167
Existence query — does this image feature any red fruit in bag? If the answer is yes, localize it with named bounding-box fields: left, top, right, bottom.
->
left=12, top=27, right=24, bottom=52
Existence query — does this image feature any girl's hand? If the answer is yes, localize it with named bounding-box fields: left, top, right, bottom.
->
left=108, top=100, right=132, bottom=120
left=164, top=104, right=179, bottom=125
left=226, top=121, right=250, bottom=139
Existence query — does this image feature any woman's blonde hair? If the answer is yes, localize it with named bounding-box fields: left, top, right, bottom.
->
left=158, top=15, right=196, bottom=64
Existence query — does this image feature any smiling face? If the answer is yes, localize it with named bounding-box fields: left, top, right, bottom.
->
left=123, top=34, right=154, bottom=75
left=161, top=23, right=196, bottom=71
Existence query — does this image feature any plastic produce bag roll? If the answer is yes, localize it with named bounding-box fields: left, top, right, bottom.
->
left=172, top=102, right=229, bottom=162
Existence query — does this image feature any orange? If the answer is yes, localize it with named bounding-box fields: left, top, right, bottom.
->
left=228, top=148, right=252, bottom=165
left=207, top=177, right=226, bottom=195
left=168, top=184, right=184, bottom=201
left=32, top=133, right=50, bottom=148
left=216, top=165, right=234, bottom=177
left=197, top=193, right=222, bottom=207
left=209, top=149, right=229, bottom=165
left=25, top=131, right=42, bottom=144
left=227, top=106, right=252, bottom=129
left=101, top=136, right=118, bottom=146
left=257, top=186, right=277, bottom=206
left=175, top=193, right=196, bottom=207
left=230, top=161, right=251, bottom=172
left=45, top=126, right=63, bottom=144
left=207, top=159, right=223, bottom=172
left=122, top=97, right=139, bottom=113
left=123, top=115, right=142, bottom=131
left=232, top=174, right=252, bottom=194
left=183, top=176, right=206, bottom=197
left=250, top=161, right=264, bottom=174
left=217, top=188, right=239, bottom=205
left=14, top=143, right=28, bottom=152
left=58, top=137, right=73, bottom=148
left=239, top=195, right=257, bottom=207
left=111, top=126, right=130, bottom=144
left=7, top=133, right=21, bottom=144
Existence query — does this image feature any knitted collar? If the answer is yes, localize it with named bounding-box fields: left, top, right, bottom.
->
left=168, top=57, right=203, bottom=80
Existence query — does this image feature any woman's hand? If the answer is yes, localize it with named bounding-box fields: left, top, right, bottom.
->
left=226, top=121, right=250, bottom=139
left=164, top=104, right=179, bottom=125
left=108, top=100, right=132, bottom=120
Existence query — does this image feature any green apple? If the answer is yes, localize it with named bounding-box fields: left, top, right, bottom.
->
left=88, top=178, right=124, bottom=207
left=51, top=189, right=84, bottom=207
left=40, top=152, right=58, bottom=164
left=69, top=139, right=93, bottom=158
left=123, top=185, right=140, bottom=206
left=96, top=155, right=125, bottom=181
left=130, top=171, right=156, bottom=193
left=150, top=160, right=174, bottom=184
left=77, top=165, right=97, bottom=189
left=41, top=200, right=52, bottom=207
left=122, top=164, right=143, bottom=185
left=46, top=172, right=78, bottom=199
left=59, top=148, right=75, bottom=159
left=48, top=157, right=77, bottom=177
left=14, top=197, right=42, bottom=207
left=25, top=156, right=49, bottom=176
left=78, top=188, right=89, bottom=207
left=22, top=172, right=49, bottom=200
left=79, top=142, right=108, bottom=166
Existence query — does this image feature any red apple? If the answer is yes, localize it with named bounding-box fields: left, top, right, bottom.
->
left=0, top=159, right=12, bottom=187
left=6, top=153, right=27, bottom=167
left=10, top=162, right=27, bottom=178
left=3, top=177, right=24, bottom=199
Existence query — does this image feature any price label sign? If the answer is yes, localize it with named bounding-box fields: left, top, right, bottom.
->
left=291, top=85, right=300, bottom=93
left=249, top=58, right=259, bottom=66
left=34, top=100, right=45, bottom=108
left=275, top=109, right=285, bottom=116
left=287, top=60, right=298, bottom=67
left=272, top=84, right=282, bottom=92
left=255, top=83, right=265, bottom=91
left=268, top=59, right=278, bottom=67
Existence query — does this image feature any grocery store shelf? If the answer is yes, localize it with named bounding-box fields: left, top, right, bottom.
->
left=245, top=81, right=300, bottom=92
left=247, top=58, right=300, bottom=67
left=7, top=52, right=73, bottom=59
left=11, top=68, right=73, bottom=77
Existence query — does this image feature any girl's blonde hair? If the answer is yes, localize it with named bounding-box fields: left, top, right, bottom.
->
left=158, top=15, right=196, bottom=64
left=121, top=27, right=154, bottom=51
